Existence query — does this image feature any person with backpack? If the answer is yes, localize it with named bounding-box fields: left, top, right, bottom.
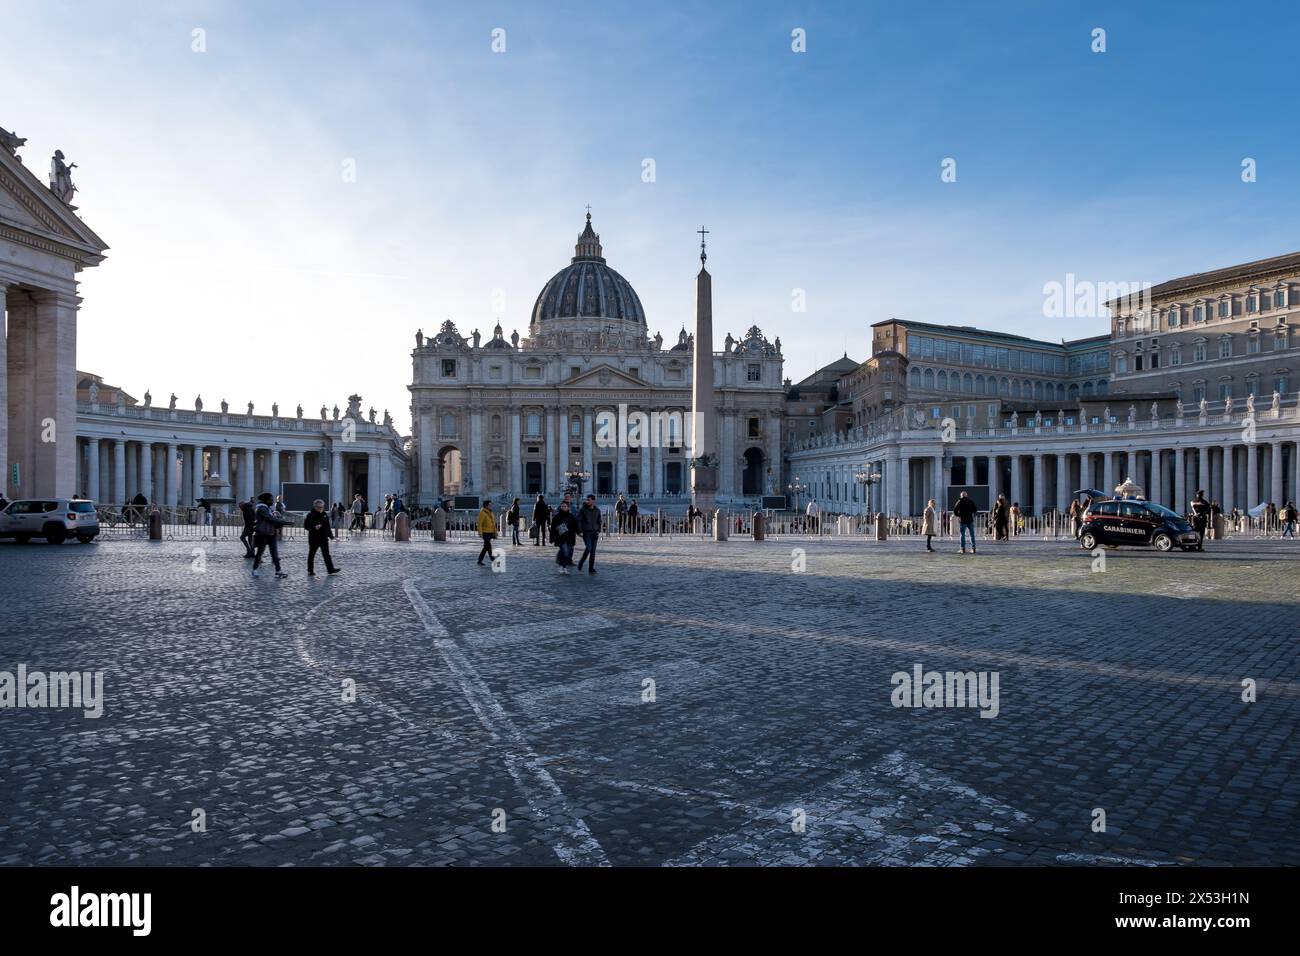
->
left=304, top=499, right=340, bottom=575
left=952, top=490, right=978, bottom=554
left=1190, top=489, right=1211, bottom=551
left=1282, top=501, right=1298, bottom=539
left=476, top=500, right=498, bottom=566
left=506, top=497, right=522, bottom=546
left=252, top=492, right=290, bottom=578
left=238, top=495, right=257, bottom=559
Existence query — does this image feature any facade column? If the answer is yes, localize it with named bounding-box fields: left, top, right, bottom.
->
left=1055, top=454, right=1070, bottom=513
left=0, top=284, right=7, bottom=499
left=931, top=454, right=943, bottom=507
left=1246, top=442, right=1259, bottom=508
left=139, top=443, right=153, bottom=503
left=367, top=452, right=380, bottom=503
left=1197, top=446, right=1209, bottom=496
left=582, top=408, right=594, bottom=488
left=898, top=454, right=911, bottom=514
left=112, top=439, right=126, bottom=505
left=86, top=439, right=101, bottom=504
left=1103, top=450, right=1115, bottom=497
left=470, top=406, right=483, bottom=495
left=720, top=411, right=735, bottom=496
left=192, top=446, right=206, bottom=502
left=1009, top=454, right=1021, bottom=507
left=510, top=409, right=522, bottom=493
left=1222, top=445, right=1235, bottom=512
left=1270, top=441, right=1284, bottom=505
left=331, top=450, right=343, bottom=504
left=293, top=449, right=304, bottom=483
left=125, top=442, right=138, bottom=499
left=217, top=446, right=229, bottom=487
left=616, top=415, right=629, bottom=495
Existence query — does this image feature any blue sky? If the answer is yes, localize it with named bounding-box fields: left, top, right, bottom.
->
left=5, top=0, right=1300, bottom=430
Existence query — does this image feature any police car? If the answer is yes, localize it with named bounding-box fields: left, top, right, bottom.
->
left=1078, top=498, right=1199, bottom=552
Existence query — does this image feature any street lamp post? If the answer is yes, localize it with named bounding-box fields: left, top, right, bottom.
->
left=787, top=476, right=807, bottom=513
left=855, top=466, right=882, bottom=517
left=565, top=457, right=591, bottom=498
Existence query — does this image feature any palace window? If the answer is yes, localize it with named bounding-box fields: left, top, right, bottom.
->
left=1261, top=292, right=1273, bottom=311
left=490, top=365, right=503, bottom=380
left=1218, top=382, right=1231, bottom=401
left=1275, top=375, right=1289, bottom=394
left=749, top=417, right=761, bottom=438
left=1247, top=293, right=1259, bottom=314
left=1218, top=298, right=1231, bottom=318
left=1246, top=376, right=1259, bottom=396
left=1276, top=327, right=1290, bottom=350
left=1168, top=307, right=1180, bottom=327
left=441, top=359, right=457, bottom=377
left=1115, top=353, right=1127, bottom=374
left=441, top=413, right=456, bottom=436
left=1278, top=287, right=1289, bottom=309
left=1247, top=334, right=1261, bottom=354
left=570, top=416, right=581, bottom=438
left=1170, top=346, right=1182, bottom=366
left=1219, top=336, right=1232, bottom=358
left=747, top=364, right=762, bottom=382
left=1193, top=304, right=1205, bottom=322
left=1192, top=383, right=1206, bottom=402
left=1193, top=341, right=1208, bottom=362
left=490, top=414, right=502, bottom=438
left=526, top=413, right=541, bottom=437
left=524, top=366, right=542, bottom=380
left=570, top=366, right=581, bottom=378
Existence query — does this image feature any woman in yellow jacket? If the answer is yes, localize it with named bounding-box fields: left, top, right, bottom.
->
left=476, top=501, right=497, bottom=566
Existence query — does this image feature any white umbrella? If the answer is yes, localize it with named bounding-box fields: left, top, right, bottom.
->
left=1248, top=502, right=1269, bottom=518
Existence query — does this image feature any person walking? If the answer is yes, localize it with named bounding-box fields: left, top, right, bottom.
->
left=953, top=490, right=978, bottom=554
left=476, top=500, right=498, bottom=566
left=507, top=497, right=522, bottom=546
left=806, top=498, right=821, bottom=534
left=627, top=499, right=639, bottom=535
left=550, top=499, right=579, bottom=574
left=576, top=494, right=602, bottom=575
left=251, top=492, right=290, bottom=578
left=1067, top=498, right=1083, bottom=539
left=238, top=495, right=257, bottom=559
left=1009, top=501, right=1022, bottom=536
left=921, top=498, right=937, bottom=552
left=615, top=494, right=628, bottom=533
left=992, top=494, right=1010, bottom=541
left=1190, top=489, right=1211, bottom=551
left=304, top=499, right=340, bottom=575
left=1281, top=501, right=1298, bottom=538
left=349, top=493, right=366, bottom=530
left=532, top=493, right=549, bottom=546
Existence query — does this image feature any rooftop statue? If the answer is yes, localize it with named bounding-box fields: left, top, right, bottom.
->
left=49, top=150, right=77, bottom=204
left=0, top=126, right=25, bottom=155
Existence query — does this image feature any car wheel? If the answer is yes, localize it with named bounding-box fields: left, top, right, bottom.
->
left=76, top=534, right=96, bottom=544
left=1079, top=531, right=1098, bottom=550
left=44, top=525, right=67, bottom=544
left=13, top=533, right=31, bottom=544
left=1153, top=533, right=1173, bottom=552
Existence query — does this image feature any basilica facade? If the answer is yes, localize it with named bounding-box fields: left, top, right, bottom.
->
left=408, top=214, right=786, bottom=506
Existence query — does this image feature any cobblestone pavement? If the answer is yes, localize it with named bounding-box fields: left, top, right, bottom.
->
left=1, top=530, right=1296, bottom=866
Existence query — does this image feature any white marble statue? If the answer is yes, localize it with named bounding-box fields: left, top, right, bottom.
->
left=320, top=405, right=327, bottom=421
left=220, top=399, right=228, bottom=414
left=296, top=404, right=303, bottom=419
left=169, top=393, right=178, bottom=411
left=271, top=402, right=279, bottom=418
left=143, top=390, right=152, bottom=408
left=415, top=329, right=424, bottom=348
left=1246, top=392, right=1255, bottom=415
left=247, top=401, right=254, bottom=416
left=1150, top=401, right=1159, bottom=421
left=49, top=150, right=77, bottom=203
left=1272, top=390, right=1281, bottom=415
left=195, top=395, right=203, bottom=412
left=88, top=382, right=99, bottom=403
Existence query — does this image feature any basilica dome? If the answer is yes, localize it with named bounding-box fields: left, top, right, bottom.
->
left=531, top=213, right=647, bottom=326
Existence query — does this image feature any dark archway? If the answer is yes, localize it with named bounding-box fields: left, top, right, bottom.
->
left=742, top=447, right=765, bottom=496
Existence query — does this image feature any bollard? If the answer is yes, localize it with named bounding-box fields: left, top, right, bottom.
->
left=657, top=508, right=664, bottom=536
left=148, top=509, right=163, bottom=541
left=875, top=512, right=888, bottom=541
left=394, top=512, right=411, bottom=542
left=432, top=508, right=447, bottom=542
left=752, top=511, right=765, bottom=541
left=1212, top=513, right=1225, bottom=540
left=713, top=509, right=728, bottom=541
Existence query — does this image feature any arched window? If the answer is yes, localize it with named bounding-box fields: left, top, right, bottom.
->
left=570, top=416, right=581, bottom=438
left=975, top=374, right=985, bottom=395
left=1082, top=381, right=1095, bottom=396
left=526, top=413, right=541, bottom=437
left=923, top=368, right=935, bottom=390
left=1068, top=383, right=1079, bottom=400
left=963, top=373, right=973, bottom=393
left=1000, top=377, right=1009, bottom=396
left=1056, top=384, right=1065, bottom=400
left=1033, top=381, right=1044, bottom=400
left=937, top=370, right=948, bottom=391
left=1096, top=379, right=1108, bottom=395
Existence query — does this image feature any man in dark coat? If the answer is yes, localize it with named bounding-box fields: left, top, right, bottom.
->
left=952, top=491, right=978, bottom=554
left=576, top=494, right=602, bottom=575
left=532, top=493, right=550, bottom=546
left=550, top=499, right=579, bottom=573
left=304, top=499, right=340, bottom=575
left=1189, top=490, right=1211, bottom=551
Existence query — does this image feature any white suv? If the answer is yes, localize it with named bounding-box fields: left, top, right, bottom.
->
left=0, top=498, right=100, bottom=544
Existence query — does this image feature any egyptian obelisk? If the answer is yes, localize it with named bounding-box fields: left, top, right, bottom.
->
left=690, top=227, right=717, bottom=512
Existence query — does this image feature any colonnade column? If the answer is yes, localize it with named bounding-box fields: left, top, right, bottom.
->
left=1246, top=443, right=1259, bottom=508
left=1270, top=441, right=1284, bottom=505
left=1009, top=454, right=1021, bottom=506
left=1103, top=450, right=1115, bottom=497
left=470, top=406, right=483, bottom=495
left=165, top=443, right=179, bottom=506
left=1056, top=454, right=1070, bottom=513
left=86, top=439, right=100, bottom=503
left=616, top=419, right=629, bottom=495
left=112, top=439, right=126, bottom=505
left=268, top=449, right=280, bottom=499
left=545, top=411, right=557, bottom=494
left=1031, top=454, right=1044, bottom=513
left=331, top=450, right=343, bottom=504
left=293, top=449, right=304, bottom=484
left=1174, top=447, right=1186, bottom=512
left=1223, top=445, right=1235, bottom=512
left=931, top=454, right=943, bottom=508
left=1197, top=446, right=1210, bottom=497
left=140, top=442, right=153, bottom=503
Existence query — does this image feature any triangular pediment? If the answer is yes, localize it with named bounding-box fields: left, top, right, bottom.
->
left=560, top=365, right=650, bottom=389
left=0, top=147, right=108, bottom=264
